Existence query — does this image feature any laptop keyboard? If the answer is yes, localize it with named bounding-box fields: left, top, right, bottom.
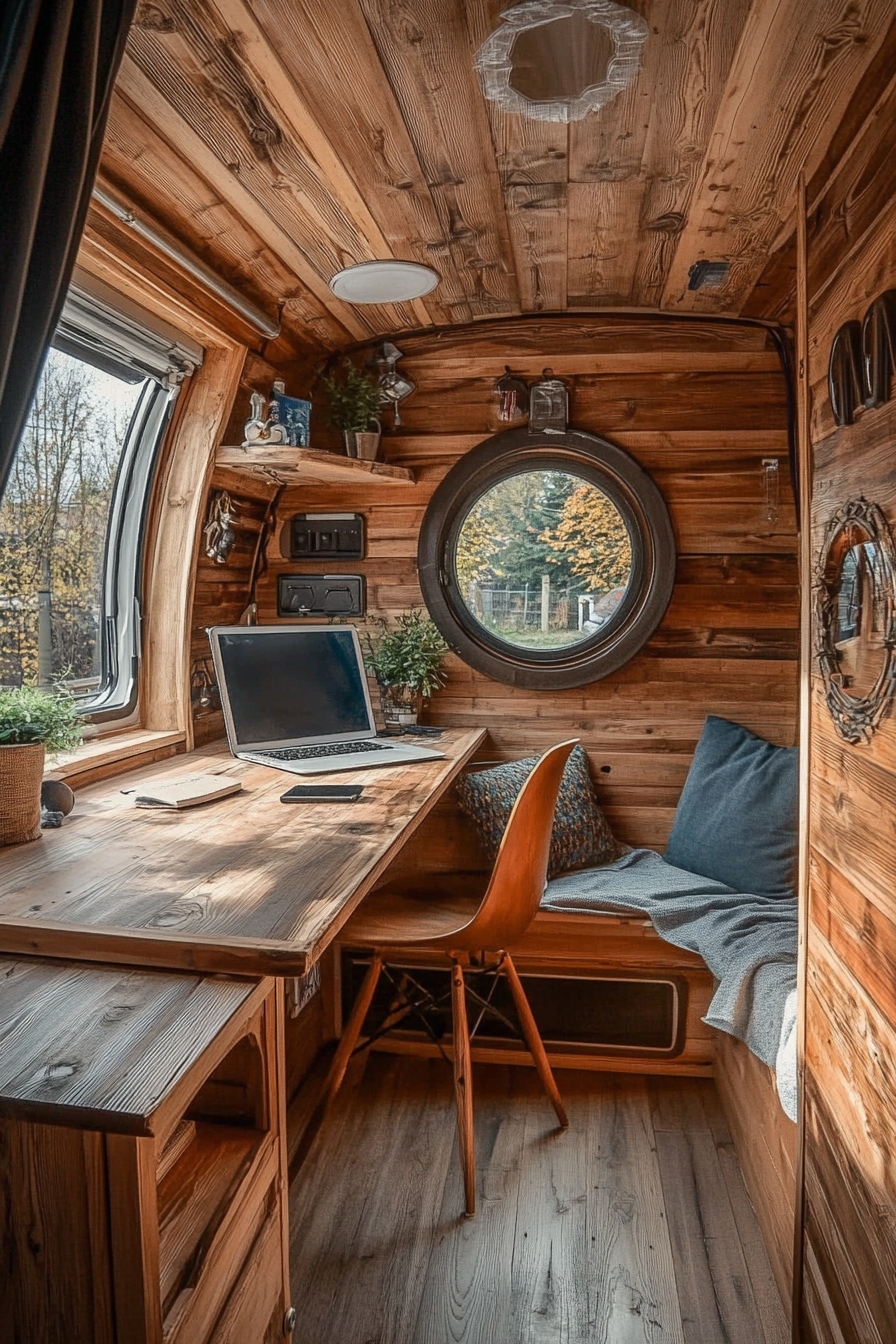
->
left=254, top=740, right=394, bottom=762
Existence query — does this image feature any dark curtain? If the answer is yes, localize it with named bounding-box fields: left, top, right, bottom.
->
left=0, top=0, right=136, bottom=498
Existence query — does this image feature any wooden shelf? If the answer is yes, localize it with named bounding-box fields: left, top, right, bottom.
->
left=215, top=444, right=415, bottom=486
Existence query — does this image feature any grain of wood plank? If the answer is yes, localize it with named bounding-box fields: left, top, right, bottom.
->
left=686, top=1073, right=790, bottom=1340
left=650, top=1083, right=771, bottom=1344
left=288, top=1060, right=780, bottom=1344
left=712, top=1035, right=795, bottom=1315
left=662, top=0, right=893, bottom=313
left=0, top=731, right=484, bottom=978
left=357, top=0, right=519, bottom=321
left=0, top=958, right=261, bottom=1135
left=629, top=0, right=752, bottom=307
left=0, top=1122, right=116, bottom=1344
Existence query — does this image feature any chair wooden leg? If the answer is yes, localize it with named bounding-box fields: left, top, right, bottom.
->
left=450, top=957, right=476, bottom=1217
left=502, top=952, right=569, bottom=1129
left=291, top=953, right=383, bottom=1175
left=324, top=952, right=383, bottom=1106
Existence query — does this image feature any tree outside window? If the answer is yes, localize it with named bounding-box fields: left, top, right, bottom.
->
left=0, top=350, right=146, bottom=689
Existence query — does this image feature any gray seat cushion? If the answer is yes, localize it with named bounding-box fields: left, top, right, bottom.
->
left=664, top=715, right=798, bottom=899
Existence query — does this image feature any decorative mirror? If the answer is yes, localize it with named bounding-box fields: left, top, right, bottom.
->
left=815, top=497, right=896, bottom=743
left=418, top=426, right=675, bottom=689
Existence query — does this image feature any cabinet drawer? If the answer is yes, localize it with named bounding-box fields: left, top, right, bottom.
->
left=208, top=1211, right=284, bottom=1344
left=163, top=1139, right=280, bottom=1344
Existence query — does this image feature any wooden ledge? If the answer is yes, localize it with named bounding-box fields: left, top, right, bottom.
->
left=215, top=445, right=415, bottom=486
left=46, top=728, right=186, bottom=790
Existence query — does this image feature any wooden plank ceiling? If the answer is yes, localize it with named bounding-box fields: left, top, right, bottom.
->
left=100, top=0, right=893, bottom=354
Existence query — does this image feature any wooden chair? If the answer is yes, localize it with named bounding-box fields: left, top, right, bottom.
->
left=320, top=738, right=578, bottom=1216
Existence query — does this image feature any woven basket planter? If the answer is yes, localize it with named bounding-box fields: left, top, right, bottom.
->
left=0, top=743, right=45, bottom=845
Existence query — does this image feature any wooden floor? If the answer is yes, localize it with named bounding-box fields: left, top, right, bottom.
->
left=288, top=1055, right=789, bottom=1344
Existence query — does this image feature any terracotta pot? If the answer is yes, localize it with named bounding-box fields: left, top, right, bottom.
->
left=0, top=742, right=45, bottom=845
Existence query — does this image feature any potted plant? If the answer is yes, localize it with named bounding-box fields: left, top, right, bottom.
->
left=365, top=611, right=449, bottom=728
left=0, top=685, right=84, bottom=845
left=322, top=359, right=384, bottom=460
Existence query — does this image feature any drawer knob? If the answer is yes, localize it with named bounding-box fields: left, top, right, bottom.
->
left=283, top=1307, right=297, bottom=1335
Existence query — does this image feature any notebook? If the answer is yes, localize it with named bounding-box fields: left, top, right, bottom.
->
left=207, top=625, right=445, bottom=775
left=134, top=774, right=242, bottom=809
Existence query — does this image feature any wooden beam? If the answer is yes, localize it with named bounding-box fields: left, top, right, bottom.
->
left=793, top=169, right=811, bottom=1339
left=143, top=342, right=247, bottom=744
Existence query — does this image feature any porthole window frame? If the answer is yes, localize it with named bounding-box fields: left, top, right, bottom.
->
left=417, top=426, right=676, bottom=689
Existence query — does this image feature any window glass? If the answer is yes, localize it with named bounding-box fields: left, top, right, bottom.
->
left=454, top=469, right=633, bottom=651
left=0, top=349, right=147, bottom=692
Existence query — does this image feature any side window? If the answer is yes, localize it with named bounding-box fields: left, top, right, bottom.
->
left=0, top=278, right=202, bottom=719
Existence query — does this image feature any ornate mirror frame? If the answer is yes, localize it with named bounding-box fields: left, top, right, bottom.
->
left=814, top=497, right=896, bottom=743
left=417, top=426, right=675, bottom=689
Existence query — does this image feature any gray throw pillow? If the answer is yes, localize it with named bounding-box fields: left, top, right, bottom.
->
left=664, top=716, right=798, bottom=899
left=455, top=744, right=619, bottom=879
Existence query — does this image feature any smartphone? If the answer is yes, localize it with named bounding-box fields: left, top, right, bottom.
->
left=280, top=783, right=363, bottom=804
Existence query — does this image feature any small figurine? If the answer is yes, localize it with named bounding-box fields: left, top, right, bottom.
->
left=204, top=491, right=237, bottom=564
left=243, top=390, right=289, bottom=447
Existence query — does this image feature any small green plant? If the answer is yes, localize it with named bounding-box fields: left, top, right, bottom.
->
left=322, top=359, right=383, bottom=433
left=0, top=684, right=85, bottom=752
left=364, top=611, right=449, bottom=696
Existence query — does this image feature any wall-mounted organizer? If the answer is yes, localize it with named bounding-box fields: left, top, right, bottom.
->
left=281, top=512, right=365, bottom=560
left=278, top=574, right=365, bottom=617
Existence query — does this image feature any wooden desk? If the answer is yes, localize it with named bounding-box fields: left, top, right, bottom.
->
left=0, top=729, right=485, bottom=977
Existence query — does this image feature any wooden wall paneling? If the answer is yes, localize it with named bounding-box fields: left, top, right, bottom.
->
left=713, top=1033, right=797, bottom=1314
left=662, top=0, right=894, bottom=315
left=789, top=168, right=812, bottom=1339
left=255, top=315, right=797, bottom=858
left=191, top=462, right=280, bottom=746
left=0, top=1122, right=115, bottom=1344
left=803, top=70, right=896, bottom=321
left=808, top=215, right=896, bottom=442
left=799, top=60, right=896, bottom=1337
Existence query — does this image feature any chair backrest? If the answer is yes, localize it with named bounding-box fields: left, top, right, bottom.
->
left=448, top=739, right=578, bottom=952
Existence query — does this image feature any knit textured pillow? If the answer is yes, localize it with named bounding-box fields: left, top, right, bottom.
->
left=455, top=744, right=619, bottom=879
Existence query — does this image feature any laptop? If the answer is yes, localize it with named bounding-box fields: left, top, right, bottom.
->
left=207, top=625, right=445, bottom=775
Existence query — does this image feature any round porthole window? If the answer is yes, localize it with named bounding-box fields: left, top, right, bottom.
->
left=418, top=427, right=675, bottom=689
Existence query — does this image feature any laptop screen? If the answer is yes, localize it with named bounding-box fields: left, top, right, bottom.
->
left=210, top=626, right=375, bottom=749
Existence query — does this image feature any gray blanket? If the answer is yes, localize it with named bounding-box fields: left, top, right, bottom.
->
left=541, top=848, right=798, bottom=1119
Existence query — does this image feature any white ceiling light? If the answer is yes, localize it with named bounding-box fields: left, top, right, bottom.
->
left=329, top=260, right=440, bottom=305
